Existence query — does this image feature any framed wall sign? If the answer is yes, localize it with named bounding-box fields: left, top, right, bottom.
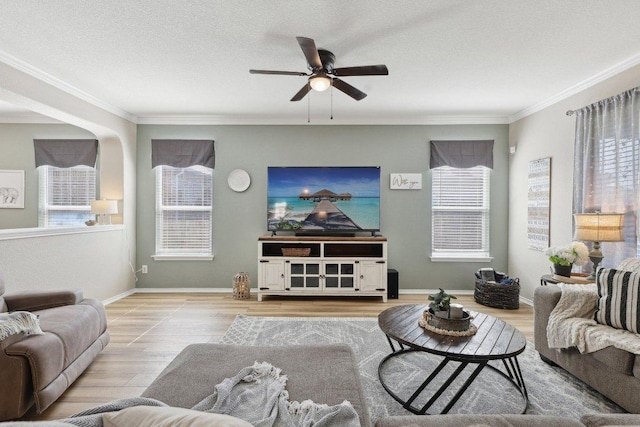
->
left=0, top=170, right=25, bottom=209
left=390, top=173, right=422, bottom=190
left=527, top=158, right=551, bottom=251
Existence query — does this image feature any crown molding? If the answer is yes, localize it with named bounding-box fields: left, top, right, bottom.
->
left=508, top=52, right=640, bottom=123
left=136, top=114, right=511, bottom=126
left=0, top=114, right=63, bottom=124
left=0, top=49, right=137, bottom=123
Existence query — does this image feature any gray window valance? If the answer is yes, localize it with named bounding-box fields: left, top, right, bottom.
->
left=151, top=139, right=215, bottom=169
left=34, top=139, right=98, bottom=168
left=429, top=140, right=494, bottom=169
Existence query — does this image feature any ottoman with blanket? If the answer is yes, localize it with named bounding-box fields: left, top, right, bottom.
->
left=141, top=343, right=370, bottom=426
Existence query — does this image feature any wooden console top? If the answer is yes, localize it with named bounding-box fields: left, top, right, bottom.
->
left=259, top=235, right=387, bottom=242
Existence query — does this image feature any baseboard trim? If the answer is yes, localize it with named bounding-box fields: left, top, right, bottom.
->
left=133, top=287, right=232, bottom=293
left=102, top=288, right=136, bottom=305
left=104, top=287, right=533, bottom=307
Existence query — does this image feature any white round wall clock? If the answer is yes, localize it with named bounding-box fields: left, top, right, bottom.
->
left=227, top=169, right=251, bottom=192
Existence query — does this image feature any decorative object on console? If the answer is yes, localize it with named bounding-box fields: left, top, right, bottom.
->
left=91, top=199, right=118, bottom=225
left=574, top=212, right=625, bottom=280
left=544, top=241, right=590, bottom=277
left=232, top=272, right=251, bottom=300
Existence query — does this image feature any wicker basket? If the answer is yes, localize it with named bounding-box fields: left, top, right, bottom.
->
left=281, top=247, right=311, bottom=257
left=474, top=278, right=520, bottom=310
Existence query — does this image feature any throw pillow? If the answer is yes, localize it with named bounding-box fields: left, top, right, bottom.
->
left=594, top=267, right=640, bottom=333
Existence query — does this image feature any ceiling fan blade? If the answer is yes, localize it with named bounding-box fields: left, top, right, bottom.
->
left=250, top=69, right=308, bottom=76
left=333, top=65, right=389, bottom=76
left=290, top=83, right=312, bottom=102
left=332, top=78, right=367, bottom=101
left=296, top=37, right=322, bottom=69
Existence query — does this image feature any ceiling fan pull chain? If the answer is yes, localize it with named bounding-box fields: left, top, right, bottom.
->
left=307, top=83, right=311, bottom=123
left=330, top=84, right=334, bottom=120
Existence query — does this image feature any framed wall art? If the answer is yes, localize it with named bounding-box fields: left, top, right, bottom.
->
left=527, top=158, right=551, bottom=251
left=0, top=170, right=25, bottom=209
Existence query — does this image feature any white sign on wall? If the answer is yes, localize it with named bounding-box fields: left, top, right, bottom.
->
left=390, top=173, right=422, bottom=190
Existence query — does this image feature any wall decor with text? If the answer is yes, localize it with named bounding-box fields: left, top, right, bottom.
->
left=390, top=173, right=422, bottom=190
left=527, top=158, right=551, bottom=251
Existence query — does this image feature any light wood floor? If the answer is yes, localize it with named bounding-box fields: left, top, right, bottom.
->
left=23, top=293, right=534, bottom=421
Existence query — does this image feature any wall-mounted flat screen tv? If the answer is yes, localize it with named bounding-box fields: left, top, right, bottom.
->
left=267, top=166, right=381, bottom=234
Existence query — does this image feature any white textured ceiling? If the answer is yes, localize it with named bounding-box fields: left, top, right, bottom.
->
left=1, top=0, right=640, bottom=124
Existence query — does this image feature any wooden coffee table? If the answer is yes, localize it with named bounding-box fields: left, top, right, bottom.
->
left=378, top=304, right=528, bottom=415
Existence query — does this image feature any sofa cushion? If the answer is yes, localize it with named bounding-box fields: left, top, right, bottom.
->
left=5, top=303, right=104, bottom=390
left=590, top=345, right=636, bottom=375
left=102, top=406, right=253, bottom=427
left=595, top=268, right=640, bottom=333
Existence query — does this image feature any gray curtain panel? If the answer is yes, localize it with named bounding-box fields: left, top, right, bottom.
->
left=572, top=86, right=640, bottom=267
left=34, top=139, right=98, bottom=168
left=151, top=139, right=215, bottom=169
left=429, top=140, right=494, bottom=169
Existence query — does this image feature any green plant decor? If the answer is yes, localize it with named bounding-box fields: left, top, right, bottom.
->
left=428, top=288, right=457, bottom=314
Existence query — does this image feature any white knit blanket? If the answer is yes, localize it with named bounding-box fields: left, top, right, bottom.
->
left=0, top=311, right=44, bottom=341
left=547, top=283, right=640, bottom=355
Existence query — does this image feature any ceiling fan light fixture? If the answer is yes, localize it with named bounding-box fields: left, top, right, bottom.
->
left=309, top=74, right=331, bottom=92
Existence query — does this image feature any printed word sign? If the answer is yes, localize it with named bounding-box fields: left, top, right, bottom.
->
left=390, top=173, right=422, bottom=190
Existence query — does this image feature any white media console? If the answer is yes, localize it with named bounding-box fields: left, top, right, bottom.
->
left=257, top=235, right=388, bottom=302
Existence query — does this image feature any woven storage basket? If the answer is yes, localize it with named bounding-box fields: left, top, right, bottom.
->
left=281, top=247, right=311, bottom=257
left=474, top=278, right=520, bottom=310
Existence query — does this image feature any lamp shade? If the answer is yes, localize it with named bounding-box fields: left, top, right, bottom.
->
left=91, top=199, right=118, bottom=215
left=573, top=212, right=624, bottom=242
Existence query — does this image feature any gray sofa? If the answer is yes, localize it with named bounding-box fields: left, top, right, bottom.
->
left=534, top=284, right=640, bottom=414
left=0, top=271, right=109, bottom=421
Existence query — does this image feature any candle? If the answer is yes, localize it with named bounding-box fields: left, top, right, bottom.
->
left=449, top=303, right=464, bottom=319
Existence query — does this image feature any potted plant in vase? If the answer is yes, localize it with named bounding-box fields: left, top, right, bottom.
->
left=545, top=241, right=589, bottom=277
left=426, top=288, right=470, bottom=331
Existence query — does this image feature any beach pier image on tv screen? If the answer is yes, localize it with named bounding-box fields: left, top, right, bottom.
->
left=267, top=166, right=381, bottom=233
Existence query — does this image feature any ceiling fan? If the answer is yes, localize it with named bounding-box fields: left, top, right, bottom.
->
left=250, top=36, right=388, bottom=102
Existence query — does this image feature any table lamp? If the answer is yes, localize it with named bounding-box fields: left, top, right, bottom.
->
left=573, top=212, right=624, bottom=280
left=91, top=199, right=118, bottom=225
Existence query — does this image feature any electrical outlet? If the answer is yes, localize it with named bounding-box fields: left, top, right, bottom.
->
left=141, top=265, right=148, bottom=274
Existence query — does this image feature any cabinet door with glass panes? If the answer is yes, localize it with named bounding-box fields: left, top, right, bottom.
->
left=286, top=261, right=321, bottom=290
left=323, top=262, right=356, bottom=290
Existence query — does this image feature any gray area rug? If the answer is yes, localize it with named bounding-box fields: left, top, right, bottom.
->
left=221, top=315, right=625, bottom=424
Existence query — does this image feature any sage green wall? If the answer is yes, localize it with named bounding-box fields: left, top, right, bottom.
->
left=0, top=123, right=96, bottom=229
left=136, top=124, right=509, bottom=292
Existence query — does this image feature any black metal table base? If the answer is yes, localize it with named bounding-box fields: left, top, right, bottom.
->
left=378, top=340, right=528, bottom=415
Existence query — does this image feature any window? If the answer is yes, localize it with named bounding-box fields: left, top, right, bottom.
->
left=431, top=165, right=491, bottom=260
left=38, top=166, right=96, bottom=227
left=155, top=165, right=213, bottom=257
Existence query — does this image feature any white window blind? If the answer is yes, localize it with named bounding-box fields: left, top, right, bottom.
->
left=155, top=165, right=212, bottom=256
left=38, top=166, right=96, bottom=227
left=431, top=165, right=490, bottom=259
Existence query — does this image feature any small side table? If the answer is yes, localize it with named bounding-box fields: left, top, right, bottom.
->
left=540, top=274, right=594, bottom=286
